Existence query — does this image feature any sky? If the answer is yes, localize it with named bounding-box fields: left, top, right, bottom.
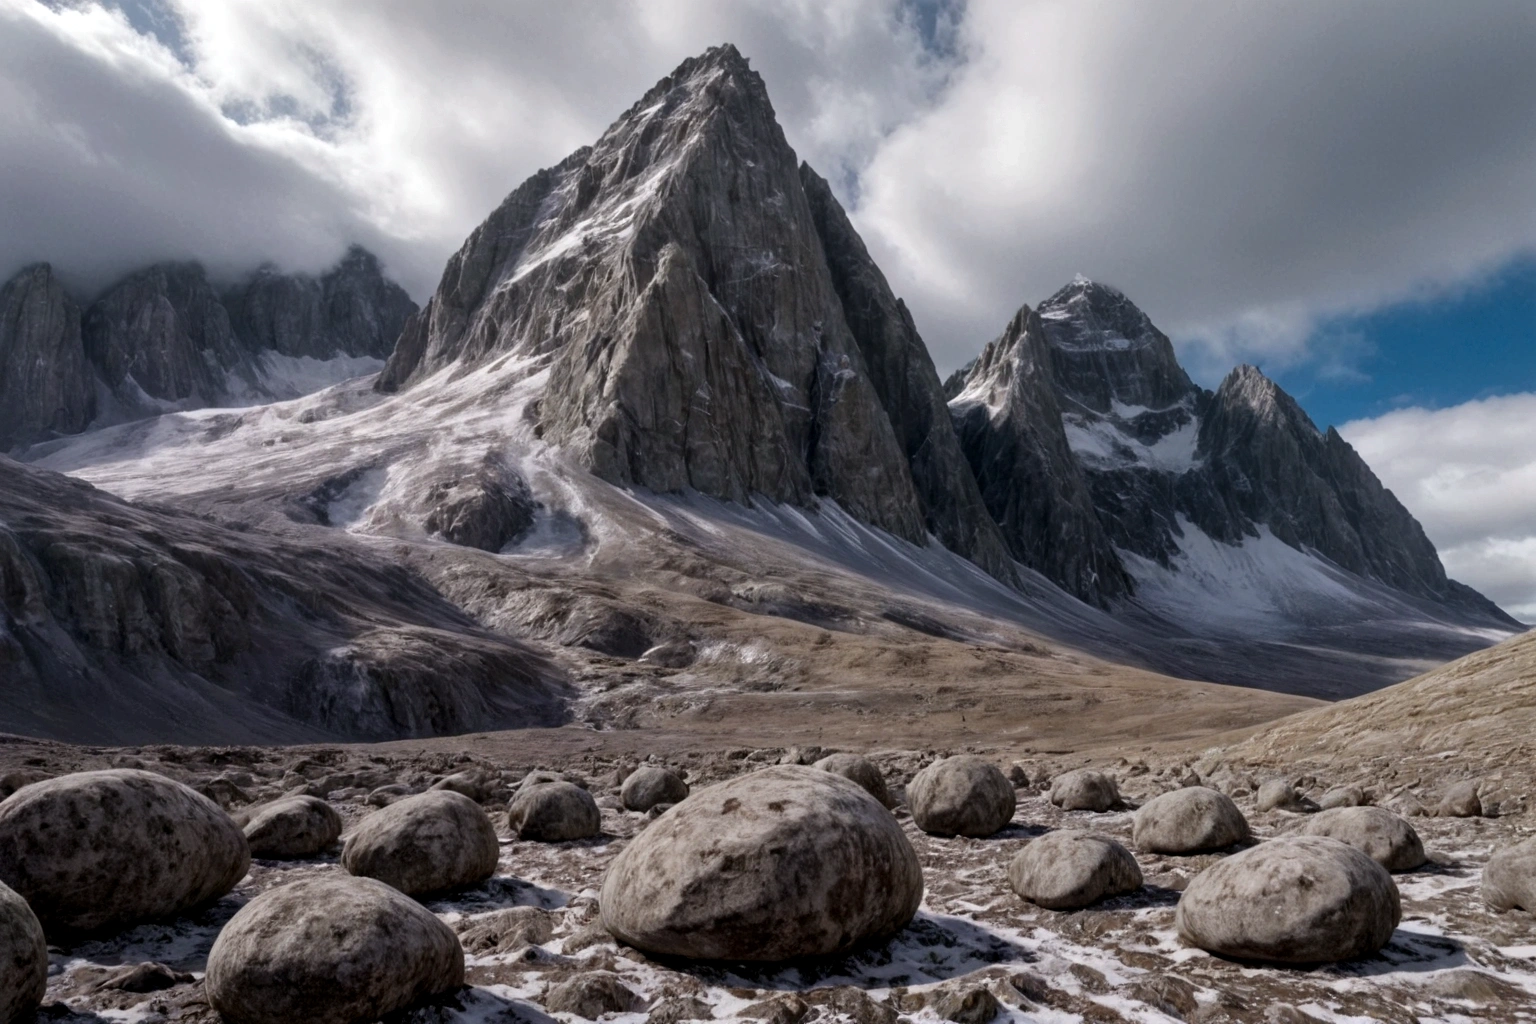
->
left=1, top=0, right=1533, bottom=618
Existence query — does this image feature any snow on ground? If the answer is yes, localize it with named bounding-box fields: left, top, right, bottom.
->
left=1062, top=413, right=1200, bottom=473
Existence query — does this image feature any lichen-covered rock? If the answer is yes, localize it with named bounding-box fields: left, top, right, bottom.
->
left=1048, top=769, right=1120, bottom=812
left=1008, top=830, right=1142, bottom=910
left=621, top=766, right=690, bottom=812
left=205, top=874, right=463, bottom=1024
left=908, top=756, right=1016, bottom=837
left=0, top=769, right=249, bottom=935
left=0, top=880, right=46, bottom=1024
left=1133, top=787, right=1249, bottom=854
left=600, top=765, right=922, bottom=960
left=1482, top=836, right=1536, bottom=912
left=1176, top=836, right=1401, bottom=963
left=243, top=796, right=342, bottom=859
left=509, top=780, right=601, bottom=841
left=814, top=753, right=895, bottom=808
left=1299, top=807, right=1426, bottom=872
left=342, top=790, right=498, bottom=895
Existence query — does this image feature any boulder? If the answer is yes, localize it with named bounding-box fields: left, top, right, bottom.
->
left=1437, top=780, right=1483, bottom=818
left=814, top=753, right=895, bottom=808
left=509, top=780, right=602, bottom=841
left=431, top=768, right=504, bottom=804
left=0, top=880, right=46, bottom=1024
left=600, top=765, right=922, bottom=960
left=1299, top=807, right=1426, bottom=872
left=1482, top=836, right=1536, bottom=912
left=1133, top=786, right=1249, bottom=854
left=1048, top=769, right=1120, bottom=812
left=1256, top=779, right=1311, bottom=813
left=243, top=796, right=342, bottom=859
left=455, top=906, right=555, bottom=954
left=342, top=790, right=498, bottom=895
left=0, top=769, right=249, bottom=935
left=1176, top=836, right=1401, bottom=963
left=205, top=874, right=464, bottom=1024
left=929, top=987, right=1000, bottom=1024
left=907, top=756, right=1016, bottom=837
left=621, top=766, right=690, bottom=812
left=1008, top=830, right=1142, bottom=910
left=543, top=972, right=645, bottom=1018
left=1319, top=786, right=1366, bottom=810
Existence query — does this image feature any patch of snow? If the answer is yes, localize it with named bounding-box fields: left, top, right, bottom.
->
left=1063, top=414, right=1199, bottom=473
left=255, top=352, right=385, bottom=400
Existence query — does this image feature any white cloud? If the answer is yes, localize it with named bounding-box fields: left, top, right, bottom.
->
left=1342, top=394, right=1536, bottom=622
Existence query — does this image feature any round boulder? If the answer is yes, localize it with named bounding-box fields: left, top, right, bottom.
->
left=342, top=790, right=498, bottom=896
left=0, top=880, right=46, bottom=1024
left=1256, top=779, right=1310, bottom=813
left=205, top=874, right=464, bottom=1024
left=1319, top=786, right=1366, bottom=810
left=509, top=781, right=601, bottom=841
left=1299, top=807, right=1426, bottom=872
left=244, top=796, right=343, bottom=859
left=0, top=769, right=249, bottom=935
left=1134, top=786, right=1250, bottom=854
left=620, top=767, right=690, bottom=813
left=1048, top=770, right=1120, bottom=812
left=907, top=756, right=1016, bottom=837
left=1008, top=830, right=1143, bottom=910
left=1482, top=836, right=1536, bottom=912
left=813, top=753, right=895, bottom=808
left=600, top=765, right=923, bottom=960
left=1176, top=836, right=1401, bottom=963
left=1438, top=780, right=1483, bottom=818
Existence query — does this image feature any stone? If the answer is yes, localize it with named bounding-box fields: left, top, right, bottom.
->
left=1007, top=830, right=1143, bottom=910
left=94, top=962, right=194, bottom=993
left=648, top=995, right=715, bottom=1023
left=1319, top=786, right=1366, bottom=810
left=243, top=796, right=343, bottom=859
left=929, top=987, right=1001, bottom=1024
left=422, top=461, right=537, bottom=552
left=804, top=986, right=897, bottom=1024
left=543, top=972, right=645, bottom=1019
left=907, top=756, right=1016, bottom=837
left=509, top=780, right=602, bottom=841
left=621, top=766, right=690, bottom=812
left=0, top=264, right=96, bottom=450
left=342, top=790, right=499, bottom=895
left=1437, top=780, right=1483, bottom=818
left=1299, top=807, right=1426, bottom=872
left=1256, top=778, right=1312, bottom=812
left=0, top=769, right=249, bottom=935
left=0, top=879, right=46, bottom=1024
left=455, top=907, right=555, bottom=954
left=600, top=765, right=922, bottom=960
left=740, top=994, right=809, bottom=1024
left=1133, top=786, right=1250, bottom=854
left=1176, top=836, right=1401, bottom=963
left=813, top=753, right=895, bottom=808
left=1048, top=769, right=1120, bottom=812
left=205, top=874, right=463, bottom=1024
left=1482, top=836, right=1536, bottom=912
left=1007, top=763, right=1030, bottom=787
left=432, top=768, right=504, bottom=804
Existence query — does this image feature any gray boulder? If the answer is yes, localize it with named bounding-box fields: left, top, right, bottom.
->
left=600, top=765, right=922, bottom=960
left=1256, top=779, right=1311, bottom=813
left=1482, top=836, right=1536, bottom=912
left=1048, top=769, right=1120, bottom=812
left=342, top=790, right=498, bottom=895
left=456, top=906, right=555, bottom=954
left=908, top=756, right=1016, bottom=837
left=543, top=972, right=645, bottom=1018
left=509, top=780, right=601, bottom=841
left=244, top=796, right=342, bottom=859
left=1319, top=786, right=1366, bottom=810
left=1133, top=787, right=1250, bottom=854
left=431, top=767, right=504, bottom=804
left=0, top=769, right=249, bottom=935
left=205, top=874, right=463, bottom=1024
left=1008, top=830, right=1142, bottom=910
left=621, top=766, right=690, bottom=813
left=1299, top=807, right=1426, bottom=872
left=814, top=753, right=895, bottom=808
left=1176, top=836, right=1401, bottom=963
left=1438, top=780, right=1483, bottom=818
left=0, top=880, right=46, bottom=1024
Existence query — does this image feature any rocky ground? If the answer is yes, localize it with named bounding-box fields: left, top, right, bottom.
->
left=8, top=731, right=1536, bottom=1024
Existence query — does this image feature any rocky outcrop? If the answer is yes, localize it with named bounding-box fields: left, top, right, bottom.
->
left=0, top=265, right=95, bottom=449
left=225, top=246, right=416, bottom=361
left=948, top=306, right=1134, bottom=604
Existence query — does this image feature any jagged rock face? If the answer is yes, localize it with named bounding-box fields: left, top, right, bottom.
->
left=226, top=246, right=416, bottom=360
left=379, top=45, right=930, bottom=548
left=948, top=306, right=1134, bottom=604
left=0, top=265, right=95, bottom=449
left=83, top=263, right=255, bottom=404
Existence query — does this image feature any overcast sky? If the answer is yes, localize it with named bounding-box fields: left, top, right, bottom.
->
left=3, top=0, right=1534, bottom=618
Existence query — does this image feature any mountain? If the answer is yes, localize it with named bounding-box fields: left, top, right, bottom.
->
left=0, top=247, right=415, bottom=451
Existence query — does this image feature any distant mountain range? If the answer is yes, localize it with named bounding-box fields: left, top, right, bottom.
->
left=0, top=44, right=1518, bottom=744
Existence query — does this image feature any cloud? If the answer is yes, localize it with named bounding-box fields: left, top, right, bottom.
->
left=1341, top=394, right=1536, bottom=622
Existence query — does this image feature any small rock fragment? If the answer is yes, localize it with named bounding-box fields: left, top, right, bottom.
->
left=543, top=972, right=645, bottom=1019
